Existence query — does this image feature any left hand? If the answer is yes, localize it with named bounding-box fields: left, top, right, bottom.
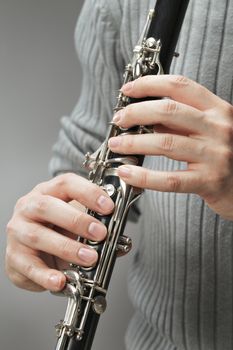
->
left=108, top=75, right=233, bottom=221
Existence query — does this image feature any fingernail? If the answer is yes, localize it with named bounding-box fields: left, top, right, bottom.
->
left=88, top=222, right=107, bottom=240
left=121, top=81, right=134, bottom=93
left=78, top=247, right=98, bottom=264
left=97, top=195, right=114, bottom=211
left=49, top=274, right=61, bottom=287
left=108, top=137, right=121, bottom=148
left=118, top=166, right=132, bottom=178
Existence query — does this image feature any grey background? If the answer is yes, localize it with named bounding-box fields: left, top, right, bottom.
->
left=0, top=1, right=138, bottom=349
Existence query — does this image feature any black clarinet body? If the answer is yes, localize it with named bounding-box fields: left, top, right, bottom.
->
left=54, top=1, right=189, bottom=349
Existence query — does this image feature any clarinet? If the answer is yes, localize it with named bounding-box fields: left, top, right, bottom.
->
left=53, top=0, right=189, bottom=349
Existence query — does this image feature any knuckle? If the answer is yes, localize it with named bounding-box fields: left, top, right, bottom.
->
left=70, top=212, right=82, bottom=231
left=4, top=250, right=37, bottom=290
left=198, top=111, right=207, bottom=125
left=33, top=195, right=48, bottom=215
left=166, top=174, right=181, bottom=192
left=138, top=169, right=149, bottom=188
left=170, top=75, right=190, bottom=88
left=60, top=239, right=75, bottom=261
left=122, top=135, right=134, bottom=153
left=33, top=181, right=47, bottom=192
left=160, top=134, right=175, bottom=152
left=197, top=142, right=209, bottom=158
left=164, top=99, right=178, bottom=114
left=22, top=225, right=40, bottom=245
left=25, top=263, right=35, bottom=279
left=14, top=195, right=28, bottom=211
left=124, top=104, right=134, bottom=119
left=15, top=194, right=48, bottom=217
left=6, top=219, right=16, bottom=235
left=53, top=173, right=75, bottom=188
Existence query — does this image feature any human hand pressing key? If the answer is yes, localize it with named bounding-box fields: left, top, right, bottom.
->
left=5, top=173, right=114, bottom=292
left=108, top=75, right=233, bottom=221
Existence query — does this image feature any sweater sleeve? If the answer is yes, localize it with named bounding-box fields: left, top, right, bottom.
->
left=49, top=0, right=124, bottom=177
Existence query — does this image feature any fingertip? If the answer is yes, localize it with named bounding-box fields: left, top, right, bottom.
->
left=108, top=137, right=121, bottom=149
left=112, top=111, right=122, bottom=124
left=59, top=274, right=67, bottom=290
left=78, top=247, right=98, bottom=266
left=117, top=165, right=132, bottom=178
left=121, top=81, right=135, bottom=95
left=49, top=273, right=66, bottom=292
left=97, top=195, right=114, bottom=214
left=88, top=222, right=107, bottom=241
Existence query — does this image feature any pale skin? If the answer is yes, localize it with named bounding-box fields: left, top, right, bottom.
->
left=5, top=75, right=233, bottom=293
left=109, top=75, right=233, bottom=221
left=5, top=174, right=114, bottom=292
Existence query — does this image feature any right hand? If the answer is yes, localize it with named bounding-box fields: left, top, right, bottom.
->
left=5, top=173, right=114, bottom=292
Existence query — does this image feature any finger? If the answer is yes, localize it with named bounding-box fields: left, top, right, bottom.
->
left=117, top=165, right=204, bottom=194
left=6, top=268, right=45, bottom=292
left=15, top=222, right=99, bottom=267
left=69, top=199, right=85, bottom=211
left=33, top=173, right=114, bottom=215
left=19, top=195, right=107, bottom=241
left=121, top=75, right=223, bottom=111
left=109, top=133, right=206, bottom=163
left=113, top=99, right=208, bottom=135
left=7, top=251, right=66, bottom=292
left=153, top=124, right=188, bottom=136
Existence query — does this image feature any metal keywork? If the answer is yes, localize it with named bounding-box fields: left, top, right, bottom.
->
left=54, top=271, right=84, bottom=350
left=133, top=37, right=163, bottom=78
left=52, top=0, right=191, bottom=345
left=92, top=296, right=107, bottom=315
left=53, top=8, right=164, bottom=350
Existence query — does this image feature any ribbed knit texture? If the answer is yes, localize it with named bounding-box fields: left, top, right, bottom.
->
left=49, top=1, right=233, bottom=349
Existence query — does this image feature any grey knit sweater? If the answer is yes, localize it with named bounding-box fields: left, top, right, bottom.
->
left=49, top=0, right=233, bottom=349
